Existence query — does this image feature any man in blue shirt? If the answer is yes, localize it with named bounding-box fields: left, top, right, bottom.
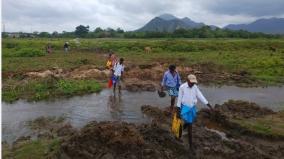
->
left=161, top=65, right=181, bottom=113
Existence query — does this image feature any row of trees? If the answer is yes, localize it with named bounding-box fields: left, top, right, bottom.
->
left=3, top=25, right=282, bottom=39
left=34, top=25, right=125, bottom=38
left=125, top=26, right=280, bottom=38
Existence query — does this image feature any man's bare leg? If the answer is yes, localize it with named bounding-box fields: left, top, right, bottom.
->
left=188, top=123, right=193, bottom=150
left=170, top=96, right=176, bottom=113
left=113, top=83, right=116, bottom=93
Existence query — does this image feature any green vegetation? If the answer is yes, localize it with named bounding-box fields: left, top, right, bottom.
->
left=233, top=111, right=284, bottom=137
left=3, top=48, right=45, bottom=57
left=2, top=38, right=284, bottom=101
left=2, top=139, right=60, bottom=159
left=2, top=77, right=102, bottom=102
left=3, top=38, right=284, bottom=85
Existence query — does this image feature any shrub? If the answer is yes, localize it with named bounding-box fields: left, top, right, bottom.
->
left=15, top=48, right=45, bottom=57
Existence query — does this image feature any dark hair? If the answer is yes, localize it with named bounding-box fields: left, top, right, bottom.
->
left=120, top=58, right=124, bottom=61
left=108, top=53, right=112, bottom=57
left=169, top=64, right=176, bottom=71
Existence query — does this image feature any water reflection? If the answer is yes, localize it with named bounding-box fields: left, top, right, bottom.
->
left=108, top=93, right=123, bottom=120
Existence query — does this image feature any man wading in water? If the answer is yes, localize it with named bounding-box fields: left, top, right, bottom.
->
left=113, top=58, right=125, bottom=94
left=176, top=74, right=213, bottom=153
left=161, top=65, right=181, bottom=114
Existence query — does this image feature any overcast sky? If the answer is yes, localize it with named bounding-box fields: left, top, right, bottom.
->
left=2, top=0, right=284, bottom=33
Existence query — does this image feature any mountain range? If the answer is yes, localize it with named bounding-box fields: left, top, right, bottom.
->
left=137, top=14, right=207, bottom=32
left=137, top=14, right=284, bottom=34
left=224, top=18, right=284, bottom=34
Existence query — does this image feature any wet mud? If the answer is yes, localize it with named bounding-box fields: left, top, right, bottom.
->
left=3, top=100, right=284, bottom=159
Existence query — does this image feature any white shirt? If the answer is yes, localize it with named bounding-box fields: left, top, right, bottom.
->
left=177, top=83, right=208, bottom=108
left=113, top=63, right=124, bottom=76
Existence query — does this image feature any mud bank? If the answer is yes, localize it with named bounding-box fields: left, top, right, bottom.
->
left=3, top=101, right=284, bottom=159
left=2, top=101, right=284, bottom=159
left=61, top=121, right=188, bottom=159
left=200, top=100, right=284, bottom=139
left=142, top=103, right=284, bottom=159
left=60, top=102, right=284, bottom=159
left=8, top=62, right=264, bottom=88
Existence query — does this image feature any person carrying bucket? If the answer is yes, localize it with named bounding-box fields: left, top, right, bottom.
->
left=161, top=64, right=181, bottom=114
left=176, top=74, right=213, bottom=153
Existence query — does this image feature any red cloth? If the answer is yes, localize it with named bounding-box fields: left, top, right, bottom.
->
left=108, top=79, right=113, bottom=88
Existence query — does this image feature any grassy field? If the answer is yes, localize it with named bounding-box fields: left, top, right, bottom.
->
left=2, top=38, right=284, bottom=102
left=2, top=138, right=60, bottom=159
left=2, top=77, right=102, bottom=102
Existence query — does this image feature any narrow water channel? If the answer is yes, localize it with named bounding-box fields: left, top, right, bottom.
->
left=2, top=85, right=284, bottom=143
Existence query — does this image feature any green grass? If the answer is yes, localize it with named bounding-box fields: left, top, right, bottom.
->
left=2, top=77, right=102, bottom=102
left=3, top=48, right=45, bottom=57
left=2, top=139, right=60, bottom=159
left=2, top=38, right=284, bottom=85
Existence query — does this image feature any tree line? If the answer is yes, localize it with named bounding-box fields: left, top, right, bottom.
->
left=2, top=25, right=283, bottom=39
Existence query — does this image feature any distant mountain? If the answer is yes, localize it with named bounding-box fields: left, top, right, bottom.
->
left=137, top=14, right=210, bottom=32
left=181, top=17, right=205, bottom=28
left=225, top=18, right=284, bottom=34
left=137, top=17, right=188, bottom=32
left=137, top=14, right=284, bottom=34
left=159, top=13, right=178, bottom=21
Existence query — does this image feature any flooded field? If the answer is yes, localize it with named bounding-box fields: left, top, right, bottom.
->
left=2, top=85, right=284, bottom=143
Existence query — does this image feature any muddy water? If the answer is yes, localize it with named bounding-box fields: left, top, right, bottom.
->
left=2, top=85, right=284, bottom=143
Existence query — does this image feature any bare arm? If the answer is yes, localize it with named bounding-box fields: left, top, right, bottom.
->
left=196, top=87, right=212, bottom=110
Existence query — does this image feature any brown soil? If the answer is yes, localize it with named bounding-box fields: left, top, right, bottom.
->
left=11, top=61, right=260, bottom=88
left=139, top=105, right=284, bottom=159
left=141, top=105, right=171, bottom=123
left=28, top=116, right=77, bottom=139
left=197, top=100, right=280, bottom=138
left=214, top=100, right=275, bottom=118
left=59, top=104, right=283, bottom=159
left=61, top=121, right=188, bottom=159
left=4, top=101, right=284, bottom=159
left=124, top=78, right=157, bottom=92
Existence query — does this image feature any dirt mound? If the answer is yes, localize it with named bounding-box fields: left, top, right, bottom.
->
left=215, top=100, right=274, bottom=118
left=140, top=105, right=275, bottom=159
left=21, top=62, right=258, bottom=87
left=141, top=105, right=171, bottom=123
left=124, top=78, right=157, bottom=92
left=190, top=125, right=271, bottom=159
left=28, top=116, right=77, bottom=139
left=69, top=67, right=109, bottom=80
left=61, top=121, right=144, bottom=159
left=198, top=100, right=284, bottom=140
left=25, top=68, right=64, bottom=79
left=61, top=121, right=188, bottom=159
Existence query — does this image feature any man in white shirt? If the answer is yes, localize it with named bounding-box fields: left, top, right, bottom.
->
left=176, top=74, right=213, bottom=151
left=113, top=58, right=124, bottom=93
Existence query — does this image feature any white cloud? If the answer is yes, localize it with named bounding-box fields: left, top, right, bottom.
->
left=2, top=0, right=284, bottom=32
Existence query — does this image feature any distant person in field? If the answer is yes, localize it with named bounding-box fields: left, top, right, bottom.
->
left=64, top=42, right=69, bottom=53
left=161, top=64, right=181, bottom=113
left=46, top=43, right=52, bottom=54
left=176, top=74, right=213, bottom=152
left=113, top=58, right=125, bottom=93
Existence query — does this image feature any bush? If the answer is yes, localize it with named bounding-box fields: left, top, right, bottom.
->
left=15, top=48, right=45, bottom=57
left=5, top=42, right=18, bottom=49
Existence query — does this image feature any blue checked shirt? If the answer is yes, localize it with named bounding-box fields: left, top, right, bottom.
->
left=161, top=70, right=181, bottom=88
